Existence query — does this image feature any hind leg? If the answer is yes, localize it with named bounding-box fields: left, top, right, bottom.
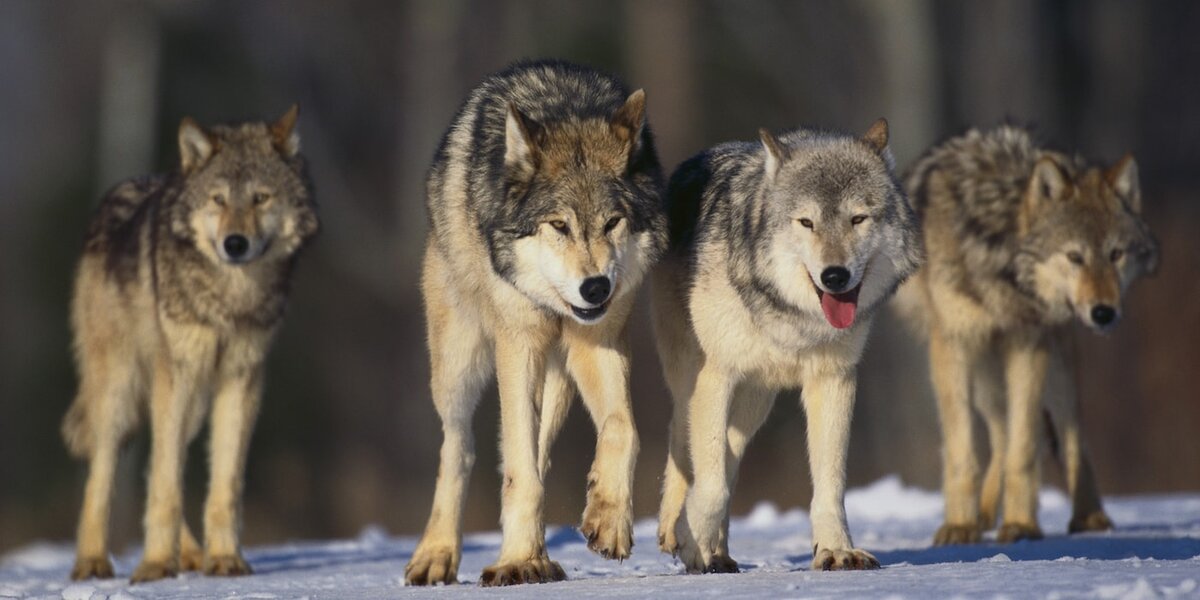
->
left=972, top=349, right=1006, bottom=531
left=536, top=350, right=574, bottom=479
left=69, top=356, right=140, bottom=580
left=1042, top=345, right=1112, bottom=533
left=406, top=255, right=491, bottom=586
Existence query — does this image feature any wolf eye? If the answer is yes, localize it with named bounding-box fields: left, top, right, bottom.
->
left=851, top=215, right=868, bottom=225
left=211, top=194, right=226, bottom=207
left=604, top=216, right=623, bottom=233
left=549, top=220, right=570, bottom=235
left=1110, top=248, right=1124, bottom=262
left=1067, top=251, right=1084, bottom=265
left=798, top=218, right=813, bottom=229
left=253, top=192, right=271, bottom=206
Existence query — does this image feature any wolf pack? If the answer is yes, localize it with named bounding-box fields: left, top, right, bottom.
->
left=60, top=60, right=1159, bottom=586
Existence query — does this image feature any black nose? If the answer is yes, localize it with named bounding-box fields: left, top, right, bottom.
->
left=580, top=276, right=612, bottom=305
left=1091, top=304, right=1117, bottom=326
left=820, top=266, right=851, bottom=292
left=223, top=234, right=249, bottom=259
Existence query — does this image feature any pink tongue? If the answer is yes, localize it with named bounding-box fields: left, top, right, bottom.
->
left=820, top=289, right=859, bottom=329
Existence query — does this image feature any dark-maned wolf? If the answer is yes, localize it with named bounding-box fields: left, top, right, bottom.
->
left=653, top=121, right=921, bottom=573
left=404, top=61, right=665, bottom=586
left=61, top=107, right=319, bottom=582
left=899, top=125, right=1158, bottom=545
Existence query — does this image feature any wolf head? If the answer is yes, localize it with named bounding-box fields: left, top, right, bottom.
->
left=501, top=90, right=664, bottom=324
left=1015, top=153, right=1158, bottom=332
left=169, top=105, right=319, bottom=266
left=756, top=120, right=922, bottom=329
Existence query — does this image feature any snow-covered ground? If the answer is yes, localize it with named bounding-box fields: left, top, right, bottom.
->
left=3, top=477, right=1199, bottom=599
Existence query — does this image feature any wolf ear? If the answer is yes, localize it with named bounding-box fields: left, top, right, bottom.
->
left=178, top=117, right=214, bottom=173
left=1105, top=153, right=1141, bottom=213
left=610, top=89, right=646, bottom=158
left=1031, top=156, right=1072, bottom=204
left=862, top=118, right=889, bottom=153
left=505, top=102, right=542, bottom=172
left=270, top=104, right=301, bottom=158
left=759, top=128, right=788, bottom=180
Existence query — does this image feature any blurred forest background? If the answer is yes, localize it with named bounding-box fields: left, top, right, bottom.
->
left=1, top=0, right=1198, bottom=554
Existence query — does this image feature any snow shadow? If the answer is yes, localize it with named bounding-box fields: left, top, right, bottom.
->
left=794, top=534, right=1200, bottom=567
left=244, top=541, right=487, bottom=575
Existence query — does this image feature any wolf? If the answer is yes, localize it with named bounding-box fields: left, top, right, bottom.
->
left=899, top=125, right=1159, bottom=545
left=652, top=120, right=921, bottom=573
left=61, top=107, right=319, bottom=582
left=404, top=60, right=666, bottom=587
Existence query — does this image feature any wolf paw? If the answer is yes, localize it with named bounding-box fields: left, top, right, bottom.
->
left=657, top=521, right=679, bottom=556
left=1069, top=511, right=1114, bottom=534
left=580, top=489, right=633, bottom=560
left=405, top=544, right=460, bottom=586
left=204, top=553, right=252, bottom=576
left=933, top=522, right=983, bottom=545
left=997, top=522, right=1044, bottom=543
left=479, top=557, right=566, bottom=586
left=812, top=547, right=880, bottom=571
left=179, top=547, right=203, bottom=572
left=130, top=559, right=177, bottom=583
left=70, top=556, right=114, bottom=580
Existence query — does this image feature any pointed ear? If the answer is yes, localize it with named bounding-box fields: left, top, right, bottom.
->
left=1031, top=156, right=1071, bottom=203
left=862, top=118, right=889, bottom=153
left=270, top=104, right=301, bottom=157
left=505, top=102, right=541, bottom=172
left=1105, top=153, right=1141, bottom=213
left=178, top=117, right=214, bottom=173
left=610, top=89, right=646, bottom=153
left=759, top=128, right=788, bottom=180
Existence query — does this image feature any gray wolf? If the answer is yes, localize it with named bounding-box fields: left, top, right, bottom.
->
left=652, top=120, right=921, bottom=573
left=61, top=107, right=319, bottom=582
left=899, top=125, right=1159, bottom=545
left=404, top=60, right=666, bottom=586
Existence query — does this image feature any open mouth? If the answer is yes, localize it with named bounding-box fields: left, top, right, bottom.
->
left=809, top=276, right=862, bottom=330
left=570, top=302, right=609, bottom=322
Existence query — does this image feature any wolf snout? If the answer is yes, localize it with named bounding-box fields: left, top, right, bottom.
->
left=580, top=276, right=612, bottom=306
left=223, top=234, right=250, bottom=260
left=820, top=266, right=852, bottom=293
left=1089, top=304, right=1118, bottom=328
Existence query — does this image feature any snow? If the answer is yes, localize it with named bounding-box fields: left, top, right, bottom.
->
left=3, top=476, right=1199, bottom=599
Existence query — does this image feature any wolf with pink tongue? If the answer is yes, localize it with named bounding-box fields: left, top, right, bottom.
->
left=651, top=120, right=922, bottom=574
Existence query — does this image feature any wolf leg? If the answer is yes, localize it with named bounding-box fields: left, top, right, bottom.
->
left=202, top=348, right=266, bottom=577
left=674, top=364, right=736, bottom=574
left=179, top=521, right=203, bottom=571
left=657, top=359, right=696, bottom=556
left=708, top=382, right=777, bottom=570
left=407, top=256, right=491, bottom=586
left=930, top=329, right=983, bottom=545
left=566, top=327, right=637, bottom=562
left=997, top=336, right=1050, bottom=543
left=481, top=333, right=564, bottom=586
left=1041, top=347, right=1112, bottom=533
left=70, top=360, right=138, bottom=580
left=972, top=348, right=1006, bottom=531
left=803, top=369, right=879, bottom=571
left=536, top=350, right=574, bottom=479
left=133, top=337, right=214, bottom=583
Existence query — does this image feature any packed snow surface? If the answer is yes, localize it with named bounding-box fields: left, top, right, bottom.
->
left=4, top=477, right=1199, bottom=599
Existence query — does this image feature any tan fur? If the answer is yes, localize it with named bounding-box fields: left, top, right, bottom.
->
left=64, top=108, right=316, bottom=582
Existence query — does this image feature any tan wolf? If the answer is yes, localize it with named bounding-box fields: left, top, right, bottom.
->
left=404, top=61, right=666, bottom=586
left=61, top=107, right=319, bottom=582
left=899, top=125, right=1158, bottom=545
left=653, top=120, right=922, bottom=573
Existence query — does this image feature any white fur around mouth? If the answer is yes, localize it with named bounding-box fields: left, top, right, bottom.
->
left=570, top=302, right=609, bottom=321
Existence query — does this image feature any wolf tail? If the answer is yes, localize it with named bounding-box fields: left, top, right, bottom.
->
left=61, top=398, right=93, bottom=459
left=890, top=272, right=932, bottom=341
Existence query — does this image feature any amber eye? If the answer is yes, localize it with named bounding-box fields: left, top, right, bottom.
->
left=1110, top=248, right=1124, bottom=262
left=1067, top=251, right=1084, bottom=265
left=851, top=214, right=868, bottom=225
left=253, top=192, right=271, bottom=206
left=604, top=216, right=623, bottom=233
left=212, top=194, right=226, bottom=207
left=549, top=220, right=570, bottom=234
left=798, top=218, right=813, bottom=229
